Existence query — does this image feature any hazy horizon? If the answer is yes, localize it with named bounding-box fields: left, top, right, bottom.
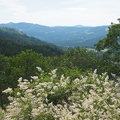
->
left=0, top=21, right=111, bottom=27
left=0, top=0, right=120, bottom=26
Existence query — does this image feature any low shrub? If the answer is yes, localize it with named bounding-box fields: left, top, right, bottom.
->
left=2, top=67, right=120, bottom=120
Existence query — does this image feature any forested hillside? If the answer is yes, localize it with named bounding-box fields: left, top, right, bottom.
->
left=0, top=27, right=47, bottom=45
left=0, top=22, right=108, bottom=47
left=0, top=27, right=63, bottom=56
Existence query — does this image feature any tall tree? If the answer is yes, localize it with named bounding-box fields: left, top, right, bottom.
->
left=95, top=19, right=120, bottom=63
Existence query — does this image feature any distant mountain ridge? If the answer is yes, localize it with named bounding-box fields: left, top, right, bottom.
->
left=0, top=22, right=109, bottom=47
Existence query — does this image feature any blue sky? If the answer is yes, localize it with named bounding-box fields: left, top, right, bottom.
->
left=0, top=0, right=120, bottom=26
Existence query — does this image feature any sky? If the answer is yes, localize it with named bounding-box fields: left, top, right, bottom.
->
left=0, top=0, right=120, bottom=26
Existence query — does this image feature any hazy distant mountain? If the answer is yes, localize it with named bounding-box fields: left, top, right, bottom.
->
left=0, top=22, right=108, bottom=47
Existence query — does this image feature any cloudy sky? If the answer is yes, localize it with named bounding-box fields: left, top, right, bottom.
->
left=0, top=0, right=120, bottom=26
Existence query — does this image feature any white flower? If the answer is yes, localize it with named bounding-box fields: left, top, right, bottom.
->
left=32, top=108, right=40, bottom=118
left=60, top=74, right=65, bottom=82
left=36, top=67, right=42, bottom=71
left=20, top=97, right=27, bottom=102
left=74, top=78, right=80, bottom=84
left=17, top=92, right=21, bottom=96
left=51, top=69, right=57, bottom=74
left=111, top=73, right=116, bottom=77
left=23, top=79, right=28, bottom=82
left=117, top=77, right=120, bottom=83
left=26, top=89, right=33, bottom=93
left=31, top=76, right=38, bottom=80
left=53, top=86, right=58, bottom=90
left=105, top=75, right=109, bottom=81
left=116, top=93, right=120, bottom=97
left=8, top=96, right=13, bottom=101
left=51, top=74, right=57, bottom=80
left=2, top=87, right=13, bottom=94
left=94, top=69, right=97, bottom=74
left=18, top=77, right=22, bottom=82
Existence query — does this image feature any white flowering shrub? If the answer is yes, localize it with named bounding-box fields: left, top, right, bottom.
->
left=2, top=68, right=120, bottom=120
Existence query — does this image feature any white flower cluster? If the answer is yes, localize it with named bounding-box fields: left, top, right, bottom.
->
left=2, top=69, right=120, bottom=120
left=2, top=87, right=13, bottom=94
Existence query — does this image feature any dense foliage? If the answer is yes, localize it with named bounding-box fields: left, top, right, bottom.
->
left=0, top=38, right=62, bottom=56
left=95, top=20, right=120, bottom=63
left=1, top=68, right=120, bottom=120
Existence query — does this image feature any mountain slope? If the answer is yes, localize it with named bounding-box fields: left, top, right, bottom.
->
left=0, top=27, right=49, bottom=45
left=0, top=22, right=108, bottom=47
left=0, top=27, right=63, bottom=56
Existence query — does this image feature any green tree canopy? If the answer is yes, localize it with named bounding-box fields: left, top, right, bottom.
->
left=95, top=19, right=120, bottom=63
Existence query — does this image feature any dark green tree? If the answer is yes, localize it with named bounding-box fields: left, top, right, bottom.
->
left=0, top=54, right=12, bottom=109
left=95, top=19, right=120, bottom=63
left=13, top=50, right=43, bottom=79
left=94, top=19, right=120, bottom=75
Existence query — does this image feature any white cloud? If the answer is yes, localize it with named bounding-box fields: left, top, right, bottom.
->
left=66, top=7, right=88, bottom=11
left=0, top=0, right=120, bottom=26
left=0, top=0, right=26, bottom=12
